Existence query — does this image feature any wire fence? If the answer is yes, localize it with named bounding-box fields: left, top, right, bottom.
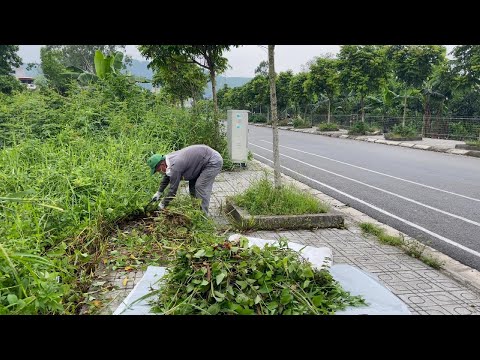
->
left=249, top=107, right=480, bottom=141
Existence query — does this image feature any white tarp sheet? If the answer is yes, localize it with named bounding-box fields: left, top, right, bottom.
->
left=113, top=235, right=410, bottom=315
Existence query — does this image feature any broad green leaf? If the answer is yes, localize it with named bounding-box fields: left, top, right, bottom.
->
left=193, top=249, right=206, bottom=258
left=207, top=304, right=220, bottom=315
left=312, top=295, right=324, bottom=307
left=237, top=307, right=255, bottom=315
left=303, top=267, right=314, bottom=278
left=200, top=279, right=209, bottom=286
left=258, top=285, right=272, bottom=294
left=267, top=301, right=278, bottom=310
left=216, top=272, right=226, bottom=285
left=254, top=295, right=262, bottom=304
left=94, top=50, right=105, bottom=78
left=7, top=294, right=18, bottom=305
left=280, top=290, right=293, bottom=305
left=236, top=280, right=247, bottom=289
left=235, top=293, right=249, bottom=305
left=204, top=248, right=214, bottom=257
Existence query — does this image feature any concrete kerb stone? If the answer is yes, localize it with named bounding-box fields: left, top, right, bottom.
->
left=250, top=158, right=480, bottom=295
left=225, top=198, right=344, bottom=230
left=252, top=124, right=480, bottom=159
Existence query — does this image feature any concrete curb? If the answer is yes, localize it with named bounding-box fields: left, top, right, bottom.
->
left=251, top=159, right=480, bottom=295
left=252, top=124, right=480, bottom=159
left=225, top=198, right=344, bottom=230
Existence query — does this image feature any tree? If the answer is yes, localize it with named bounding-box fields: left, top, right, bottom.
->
left=138, top=45, right=236, bottom=113
left=269, top=45, right=281, bottom=188
left=152, top=59, right=208, bottom=107
left=387, top=45, right=445, bottom=125
left=338, top=45, right=389, bottom=122
left=45, top=45, right=132, bottom=73
left=305, top=56, right=339, bottom=123
left=138, top=45, right=236, bottom=143
left=255, top=60, right=269, bottom=77
left=451, top=45, right=480, bottom=90
left=0, top=45, right=22, bottom=75
left=40, top=47, right=71, bottom=94
left=289, top=72, right=310, bottom=118
left=0, top=45, right=23, bottom=94
left=276, top=71, right=294, bottom=116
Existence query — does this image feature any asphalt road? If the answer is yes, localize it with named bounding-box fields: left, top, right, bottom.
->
left=248, top=125, right=480, bottom=271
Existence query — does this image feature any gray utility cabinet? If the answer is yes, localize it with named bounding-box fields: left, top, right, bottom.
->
left=227, top=110, right=249, bottom=165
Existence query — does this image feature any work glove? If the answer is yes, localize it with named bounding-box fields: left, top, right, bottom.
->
left=151, top=191, right=162, bottom=202
left=158, top=202, right=165, bottom=210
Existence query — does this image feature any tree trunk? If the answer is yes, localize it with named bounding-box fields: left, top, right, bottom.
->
left=422, top=95, right=430, bottom=137
left=360, top=95, right=365, bottom=122
left=269, top=45, right=281, bottom=189
left=327, top=99, right=331, bottom=124
left=209, top=69, right=219, bottom=144
left=402, top=94, right=407, bottom=127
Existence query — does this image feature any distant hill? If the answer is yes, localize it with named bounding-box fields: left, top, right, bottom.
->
left=204, top=76, right=252, bottom=99
left=16, top=59, right=251, bottom=96
left=124, top=59, right=153, bottom=90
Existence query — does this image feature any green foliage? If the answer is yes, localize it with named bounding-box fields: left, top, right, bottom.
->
left=152, top=237, right=365, bottom=315
left=233, top=177, right=329, bottom=215
left=305, top=56, right=339, bottom=106
left=348, top=121, right=374, bottom=135
left=0, top=75, right=24, bottom=94
left=292, top=116, right=311, bottom=128
left=389, top=124, right=419, bottom=138
left=0, top=45, right=22, bottom=75
left=254, top=60, right=269, bottom=77
left=466, top=140, right=480, bottom=147
left=338, top=45, right=389, bottom=106
left=359, top=223, right=403, bottom=246
left=40, top=47, right=72, bottom=94
left=152, top=58, right=208, bottom=106
left=45, top=45, right=132, bottom=73
left=451, top=45, right=480, bottom=89
left=249, top=113, right=267, bottom=123
left=317, top=122, right=339, bottom=131
left=360, top=222, right=443, bottom=269
left=0, top=80, right=231, bottom=313
left=387, top=45, right=446, bottom=89
left=450, top=122, right=470, bottom=139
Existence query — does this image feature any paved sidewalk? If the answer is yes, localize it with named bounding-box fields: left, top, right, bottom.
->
left=89, top=160, right=480, bottom=315
left=253, top=124, right=480, bottom=158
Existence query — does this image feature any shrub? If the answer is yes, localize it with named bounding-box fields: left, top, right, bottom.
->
left=317, top=122, right=339, bottom=131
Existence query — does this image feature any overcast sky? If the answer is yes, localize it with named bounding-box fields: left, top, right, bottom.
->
left=17, top=45, right=456, bottom=78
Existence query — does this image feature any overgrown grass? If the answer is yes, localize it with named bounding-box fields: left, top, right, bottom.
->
left=359, top=222, right=443, bottom=269
left=466, top=139, right=480, bottom=147
left=0, top=80, right=234, bottom=314
left=317, top=122, right=339, bottom=131
left=232, top=177, right=329, bottom=215
left=385, top=124, right=420, bottom=140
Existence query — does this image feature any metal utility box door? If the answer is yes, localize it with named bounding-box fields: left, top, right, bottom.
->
left=227, top=110, right=249, bottom=164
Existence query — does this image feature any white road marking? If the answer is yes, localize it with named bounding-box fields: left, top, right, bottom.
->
left=252, top=151, right=480, bottom=259
left=251, top=143, right=480, bottom=228
left=259, top=140, right=480, bottom=203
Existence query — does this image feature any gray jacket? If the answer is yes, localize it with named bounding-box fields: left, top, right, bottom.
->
left=158, top=144, right=222, bottom=206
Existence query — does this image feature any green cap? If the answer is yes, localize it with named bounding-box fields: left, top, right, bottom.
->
left=147, top=154, right=165, bottom=175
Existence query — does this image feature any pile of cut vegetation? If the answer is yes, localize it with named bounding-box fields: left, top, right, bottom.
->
left=150, top=236, right=365, bottom=315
